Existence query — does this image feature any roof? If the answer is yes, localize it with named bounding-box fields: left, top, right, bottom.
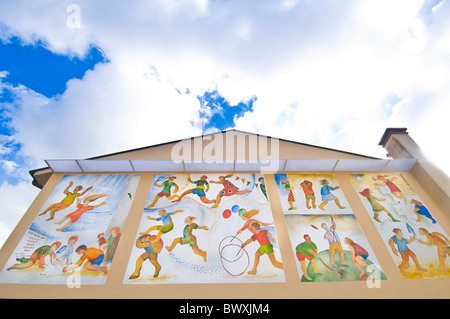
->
left=30, top=129, right=388, bottom=188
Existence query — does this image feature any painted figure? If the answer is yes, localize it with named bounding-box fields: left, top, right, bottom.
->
left=344, top=237, right=370, bottom=280
left=258, top=177, right=268, bottom=200
left=416, top=228, right=450, bottom=272
left=63, top=245, right=108, bottom=275
left=140, top=209, right=184, bottom=244
left=55, top=194, right=108, bottom=231
left=172, top=175, right=215, bottom=204
left=39, top=181, right=93, bottom=221
left=318, top=179, right=345, bottom=210
left=296, top=234, right=323, bottom=280
left=56, top=236, right=78, bottom=266
left=235, top=209, right=273, bottom=236
left=280, top=179, right=296, bottom=210
left=300, top=180, right=316, bottom=209
left=388, top=228, right=427, bottom=277
left=240, top=222, right=283, bottom=275
left=7, top=241, right=61, bottom=271
left=129, top=234, right=164, bottom=279
left=359, top=188, right=400, bottom=223
left=166, top=216, right=209, bottom=262
left=210, top=174, right=252, bottom=208
left=146, top=176, right=179, bottom=208
left=104, top=227, right=121, bottom=262
left=373, top=175, right=407, bottom=204
left=410, top=199, right=436, bottom=224
left=321, top=217, right=348, bottom=267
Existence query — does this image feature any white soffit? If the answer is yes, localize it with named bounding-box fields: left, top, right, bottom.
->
left=77, top=160, right=133, bottom=172
left=45, top=160, right=83, bottom=173
left=382, top=158, right=418, bottom=171
left=131, top=160, right=184, bottom=172
left=45, top=158, right=418, bottom=173
left=234, top=159, right=286, bottom=172
left=334, top=159, right=389, bottom=171
left=183, top=161, right=235, bottom=172
left=284, top=159, right=337, bottom=171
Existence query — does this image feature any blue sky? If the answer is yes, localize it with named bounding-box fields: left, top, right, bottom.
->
left=0, top=0, right=449, bottom=248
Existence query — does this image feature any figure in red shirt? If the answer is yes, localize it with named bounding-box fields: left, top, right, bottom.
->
left=241, top=223, right=283, bottom=275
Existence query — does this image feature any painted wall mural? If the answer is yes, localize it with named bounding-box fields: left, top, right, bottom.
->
left=348, top=173, right=450, bottom=279
left=275, top=173, right=386, bottom=282
left=0, top=174, right=141, bottom=285
left=123, top=173, right=285, bottom=284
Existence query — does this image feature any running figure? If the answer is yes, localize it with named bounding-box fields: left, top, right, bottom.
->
left=140, top=209, right=184, bottom=244
left=359, top=188, right=400, bottom=223
left=55, top=194, right=108, bottom=231
left=373, top=175, right=407, bottom=204
left=172, top=175, right=215, bottom=205
left=210, top=174, right=251, bottom=208
left=240, top=222, right=283, bottom=275
left=146, top=176, right=179, bottom=208
left=39, top=181, right=93, bottom=221
left=318, top=179, right=346, bottom=210
left=166, top=216, right=209, bottom=262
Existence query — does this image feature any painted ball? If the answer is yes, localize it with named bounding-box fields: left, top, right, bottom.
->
left=223, top=209, right=232, bottom=219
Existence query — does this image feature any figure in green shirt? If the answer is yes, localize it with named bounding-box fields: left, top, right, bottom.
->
left=296, top=234, right=323, bottom=280
left=172, top=175, right=216, bottom=205
left=146, top=176, right=179, bottom=208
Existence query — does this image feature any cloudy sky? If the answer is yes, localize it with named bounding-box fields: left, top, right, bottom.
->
left=0, top=0, right=449, bottom=248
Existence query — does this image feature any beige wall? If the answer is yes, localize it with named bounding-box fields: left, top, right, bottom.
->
left=0, top=168, right=449, bottom=299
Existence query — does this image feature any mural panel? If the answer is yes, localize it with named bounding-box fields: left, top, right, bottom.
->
left=123, top=173, right=285, bottom=284
left=348, top=173, right=450, bottom=279
left=0, top=174, right=141, bottom=285
left=275, top=173, right=386, bottom=282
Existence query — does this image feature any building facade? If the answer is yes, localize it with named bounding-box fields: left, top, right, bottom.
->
left=0, top=128, right=449, bottom=299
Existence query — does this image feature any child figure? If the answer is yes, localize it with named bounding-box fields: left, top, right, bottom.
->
left=7, top=241, right=61, bottom=271
left=146, top=176, right=179, bottom=208
left=240, top=222, right=283, bottom=275
left=55, top=194, right=108, bottom=231
left=280, top=179, right=296, bottom=210
left=140, top=209, right=184, bottom=244
left=359, top=188, right=400, bottom=223
left=63, top=245, right=108, bottom=275
left=318, top=179, right=345, bottom=210
left=166, top=216, right=209, bottom=262
left=210, top=174, right=251, bottom=208
left=39, top=181, right=93, bottom=221
left=56, top=235, right=79, bottom=266
left=172, top=175, right=215, bottom=204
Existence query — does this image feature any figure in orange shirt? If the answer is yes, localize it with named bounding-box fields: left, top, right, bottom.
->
left=63, top=245, right=108, bottom=275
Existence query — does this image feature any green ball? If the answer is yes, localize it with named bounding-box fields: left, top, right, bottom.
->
left=238, top=208, right=247, bottom=216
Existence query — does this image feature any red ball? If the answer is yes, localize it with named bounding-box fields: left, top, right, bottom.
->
left=222, top=209, right=232, bottom=219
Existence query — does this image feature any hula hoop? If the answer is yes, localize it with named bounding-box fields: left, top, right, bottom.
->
left=218, top=236, right=244, bottom=263
left=220, top=244, right=250, bottom=277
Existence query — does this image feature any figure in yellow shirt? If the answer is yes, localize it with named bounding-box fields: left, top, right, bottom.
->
left=63, top=245, right=108, bottom=275
left=39, top=181, right=93, bottom=221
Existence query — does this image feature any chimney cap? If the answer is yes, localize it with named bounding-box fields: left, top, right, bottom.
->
left=379, top=128, right=408, bottom=147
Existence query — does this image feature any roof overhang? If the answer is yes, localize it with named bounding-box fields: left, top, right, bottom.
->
left=44, top=158, right=418, bottom=174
